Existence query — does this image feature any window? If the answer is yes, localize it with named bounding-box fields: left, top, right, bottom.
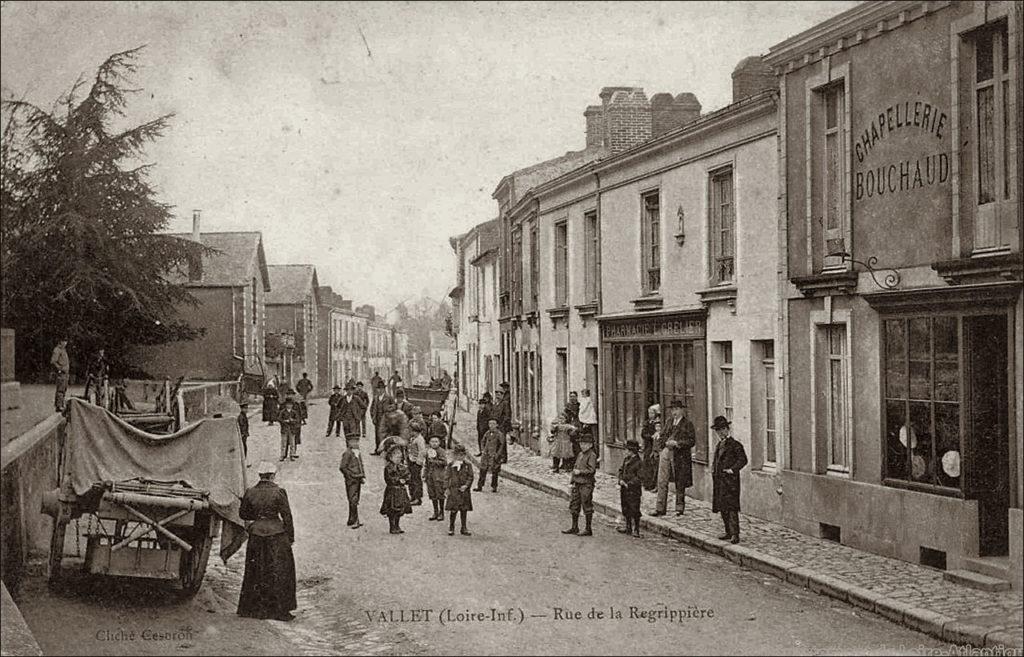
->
left=972, top=22, right=1014, bottom=251
left=709, top=168, right=736, bottom=284
left=556, top=349, right=568, bottom=415
left=554, top=221, right=568, bottom=307
left=511, top=228, right=523, bottom=315
left=824, top=324, right=850, bottom=473
left=476, top=267, right=484, bottom=318
left=819, top=82, right=843, bottom=268
left=584, top=210, right=600, bottom=303
left=883, top=317, right=961, bottom=490
left=715, top=342, right=734, bottom=421
left=529, top=222, right=539, bottom=311
left=764, top=342, right=777, bottom=466
left=641, top=191, right=661, bottom=293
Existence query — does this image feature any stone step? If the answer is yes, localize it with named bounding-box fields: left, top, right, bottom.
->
left=962, top=556, right=1011, bottom=580
left=943, top=568, right=1011, bottom=592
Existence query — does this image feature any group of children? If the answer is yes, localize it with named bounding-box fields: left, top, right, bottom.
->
left=339, top=420, right=476, bottom=536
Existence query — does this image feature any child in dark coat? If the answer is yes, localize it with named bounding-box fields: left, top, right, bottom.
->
left=617, top=438, right=643, bottom=537
left=379, top=445, right=413, bottom=534
left=424, top=436, right=448, bottom=521
left=445, top=443, right=474, bottom=536
left=475, top=419, right=505, bottom=492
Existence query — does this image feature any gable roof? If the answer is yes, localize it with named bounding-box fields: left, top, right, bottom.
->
left=167, top=231, right=270, bottom=290
left=266, top=264, right=320, bottom=306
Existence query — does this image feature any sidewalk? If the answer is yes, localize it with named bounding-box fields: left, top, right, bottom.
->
left=450, top=412, right=1022, bottom=650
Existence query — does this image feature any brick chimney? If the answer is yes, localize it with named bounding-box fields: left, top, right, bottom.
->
left=584, top=105, right=605, bottom=148
left=600, top=86, right=651, bottom=153
left=651, top=92, right=702, bottom=137
left=732, top=56, right=776, bottom=102
left=192, top=209, right=201, bottom=243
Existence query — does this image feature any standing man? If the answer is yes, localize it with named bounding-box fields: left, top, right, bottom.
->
left=84, top=348, right=109, bottom=404
left=50, top=337, right=71, bottom=412
left=326, top=385, right=344, bottom=437
left=394, top=387, right=414, bottom=417
left=354, top=381, right=369, bottom=437
left=494, top=384, right=512, bottom=443
left=475, top=392, right=493, bottom=456
left=370, top=371, right=383, bottom=394
left=387, top=370, right=403, bottom=398
left=653, top=400, right=696, bottom=517
left=339, top=437, right=366, bottom=528
left=475, top=418, right=505, bottom=493
left=295, top=373, right=313, bottom=425
left=370, top=381, right=392, bottom=455
left=440, top=369, right=452, bottom=390
left=563, top=433, right=598, bottom=537
left=238, top=402, right=251, bottom=462
left=338, top=382, right=364, bottom=442
left=711, top=416, right=747, bottom=544
left=278, top=394, right=301, bottom=462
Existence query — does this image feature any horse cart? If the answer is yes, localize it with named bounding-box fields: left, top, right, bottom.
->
left=41, top=399, right=247, bottom=595
left=404, top=386, right=454, bottom=420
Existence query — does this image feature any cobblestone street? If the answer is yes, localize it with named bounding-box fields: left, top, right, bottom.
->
left=446, top=410, right=1024, bottom=650
left=23, top=401, right=969, bottom=655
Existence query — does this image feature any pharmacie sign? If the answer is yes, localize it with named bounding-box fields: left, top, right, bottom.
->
left=853, top=100, right=950, bottom=201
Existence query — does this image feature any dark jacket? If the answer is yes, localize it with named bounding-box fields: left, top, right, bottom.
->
left=295, top=378, right=313, bottom=397
left=370, top=393, right=392, bottom=428
left=476, top=403, right=493, bottom=436
left=424, top=447, right=448, bottom=499
left=618, top=452, right=642, bottom=491
left=444, top=461, right=474, bottom=511
left=480, top=428, right=506, bottom=470
left=239, top=480, right=294, bottom=542
left=337, top=395, right=364, bottom=437
left=278, top=404, right=302, bottom=432
left=662, top=415, right=696, bottom=489
left=712, top=435, right=748, bottom=513
left=339, top=449, right=366, bottom=484
left=328, top=392, right=344, bottom=417
left=564, top=399, right=581, bottom=427
left=493, top=398, right=512, bottom=434
left=380, top=461, right=413, bottom=516
left=571, top=449, right=598, bottom=485
left=428, top=418, right=448, bottom=442
left=354, top=389, right=369, bottom=413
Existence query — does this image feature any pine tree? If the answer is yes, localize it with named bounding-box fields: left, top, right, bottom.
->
left=1, top=47, right=207, bottom=379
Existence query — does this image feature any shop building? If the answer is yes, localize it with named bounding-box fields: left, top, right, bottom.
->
left=767, top=0, right=1022, bottom=586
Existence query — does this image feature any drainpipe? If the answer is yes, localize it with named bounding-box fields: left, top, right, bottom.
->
left=594, top=168, right=604, bottom=466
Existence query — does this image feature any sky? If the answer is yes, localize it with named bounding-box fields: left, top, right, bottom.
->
left=1, top=1, right=856, bottom=312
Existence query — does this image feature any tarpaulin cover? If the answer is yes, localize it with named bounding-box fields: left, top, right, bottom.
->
left=66, top=398, right=248, bottom=561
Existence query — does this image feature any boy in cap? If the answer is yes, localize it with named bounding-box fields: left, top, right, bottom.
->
left=445, top=444, right=474, bottom=536
left=238, top=402, right=250, bottom=461
left=563, top=432, right=598, bottom=536
left=339, top=437, right=366, bottom=528
left=326, top=385, right=343, bottom=437
left=475, top=418, right=505, bottom=493
left=711, top=415, right=747, bottom=544
left=617, top=438, right=643, bottom=537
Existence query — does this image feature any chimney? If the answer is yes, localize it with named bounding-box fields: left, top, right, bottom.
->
left=732, top=56, right=776, bottom=102
left=192, top=209, right=202, bottom=243
left=600, top=86, right=651, bottom=153
left=651, top=92, right=702, bottom=138
left=584, top=105, right=605, bottom=148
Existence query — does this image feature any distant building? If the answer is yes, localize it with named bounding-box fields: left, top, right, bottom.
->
left=266, top=265, right=320, bottom=392
left=428, top=330, right=456, bottom=382
left=131, top=217, right=270, bottom=381
left=317, top=286, right=370, bottom=391
left=449, top=218, right=500, bottom=409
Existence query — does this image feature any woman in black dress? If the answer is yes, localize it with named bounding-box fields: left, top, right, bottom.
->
left=237, top=461, right=296, bottom=621
left=380, top=445, right=413, bottom=534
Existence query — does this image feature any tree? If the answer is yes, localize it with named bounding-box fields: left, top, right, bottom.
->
left=1, top=47, right=207, bottom=379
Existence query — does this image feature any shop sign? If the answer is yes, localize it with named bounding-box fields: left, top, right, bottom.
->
left=853, top=100, right=950, bottom=201
left=601, top=315, right=705, bottom=341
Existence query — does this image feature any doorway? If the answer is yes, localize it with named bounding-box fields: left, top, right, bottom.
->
left=966, top=314, right=1010, bottom=556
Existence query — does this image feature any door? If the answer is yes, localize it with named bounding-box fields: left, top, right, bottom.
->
left=965, top=314, right=1010, bottom=556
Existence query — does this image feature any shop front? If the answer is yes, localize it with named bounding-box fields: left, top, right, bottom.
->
left=598, top=309, right=707, bottom=473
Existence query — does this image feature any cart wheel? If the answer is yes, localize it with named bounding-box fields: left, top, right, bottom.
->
left=179, top=514, right=213, bottom=596
left=48, top=511, right=69, bottom=587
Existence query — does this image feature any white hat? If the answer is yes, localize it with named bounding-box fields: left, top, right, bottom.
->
left=256, top=460, right=277, bottom=475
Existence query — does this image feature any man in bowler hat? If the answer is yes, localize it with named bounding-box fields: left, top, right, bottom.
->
left=711, top=415, right=747, bottom=543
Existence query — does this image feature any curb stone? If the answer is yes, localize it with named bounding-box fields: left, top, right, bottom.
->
left=450, top=425, right=1022, bottom=650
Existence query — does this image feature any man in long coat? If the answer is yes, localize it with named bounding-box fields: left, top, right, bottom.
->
left=711, top=415, right=747, bottom=544
left=337, top=383, right=365, bottom=441
left=326, top=385, right=344, bottom=437
left=370, top=383, right=393, bottom=455
left=354, top=381, right=370, bottom=436
left=653, top=399, right=695, bottom=517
